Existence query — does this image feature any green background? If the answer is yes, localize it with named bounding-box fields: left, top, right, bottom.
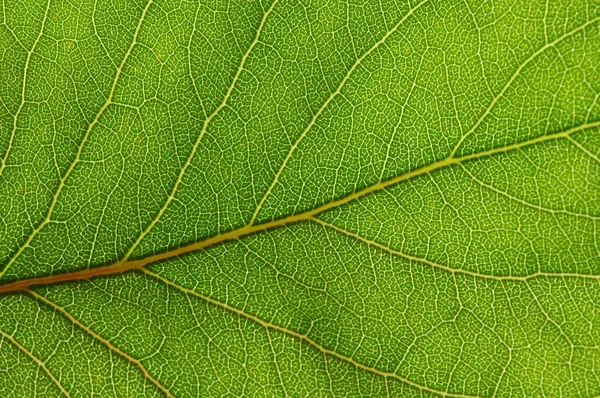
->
left=0, top=0, right=599, bottom=396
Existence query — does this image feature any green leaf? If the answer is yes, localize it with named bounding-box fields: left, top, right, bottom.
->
left=1, top=0, right=599, bottom=396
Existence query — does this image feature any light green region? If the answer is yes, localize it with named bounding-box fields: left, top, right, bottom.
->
left=462, top=133, right=600, bottom=217
left=0, top=0, right=599, bottom=396
left=571, top=128, right=600, bottom=161
left=148, top=223, right=599, bottom=397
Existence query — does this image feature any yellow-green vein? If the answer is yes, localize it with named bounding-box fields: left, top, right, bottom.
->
left=141, top=268, right=480, bottom=398
left=0, top=326, right=71, bottom=397
left=0, top=0, right=154, bottom=280
left=26, top=289, right=175, bottom=398
left=0, top=0, right=51, bottom=177
left=0, top=120, right=597, bottom=294
left=120, top=0, right=280, bottom=262
left=449, top=16, right=600, bottom=158
left=311, top=217, right=600, bottom=281
left=249, top=0, right=431, bottom=226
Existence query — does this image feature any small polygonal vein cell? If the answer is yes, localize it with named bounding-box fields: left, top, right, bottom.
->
left=0, top=0, right=599, bottom=397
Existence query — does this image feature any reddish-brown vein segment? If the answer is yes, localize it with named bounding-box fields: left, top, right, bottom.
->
left=0, top=120, right=597, bottom=295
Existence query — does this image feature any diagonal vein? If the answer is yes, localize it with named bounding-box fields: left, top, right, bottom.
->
left=449, top=15, right=600, bottom=158
left=26, top=289, right=175, bottom=398
left=0, top=0, right=51, bottom=177
left=0, top=120, right=597, bottom=294
left=120, top=0, right=280, bottom=262
left=459, top=163, right=600, bottom=220
left=0, top=326, right=71, bottom=397
left=0, top=0, right=154, bottom=280
left=566, top=135, right=600, bottom=164
left=141, top=268, right=480, bottom=398
left=248, top=0, right=431, bottom=226
left=310, top=217, right=600, bottom=281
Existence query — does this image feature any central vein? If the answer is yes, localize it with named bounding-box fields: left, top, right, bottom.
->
left=0, top=119, right=595, bottom=294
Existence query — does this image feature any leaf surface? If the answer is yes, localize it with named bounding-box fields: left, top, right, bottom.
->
left=0, top=0, right=599, bottom=396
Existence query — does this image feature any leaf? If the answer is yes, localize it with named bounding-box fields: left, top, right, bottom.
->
left=0, top=0, right=599, bottom=396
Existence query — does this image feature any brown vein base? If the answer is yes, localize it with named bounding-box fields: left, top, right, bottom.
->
left=0, top=220, right=289, bottom=294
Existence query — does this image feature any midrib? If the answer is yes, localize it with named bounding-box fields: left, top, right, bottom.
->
left=0, top=119, right=597, bottom=294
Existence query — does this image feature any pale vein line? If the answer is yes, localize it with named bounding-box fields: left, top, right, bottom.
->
left=449, top=16, right=600, bottom=158
left=248, top=0, right=431, bottom=225
left=0, top=327, right=71, bottom=397
left=0, top=0, right=154, bottom=280
left=459, top=163, right=600, bottom=220
left=0, top=0, right=51, bottom=177
left=311, top=217, right=600, bottom=282
left=186, top=0, right=206, bottom=117
left=566, top=135, right=600, bottom=164
left=121, top=0, right=280, bottom=261
left=0, top=3, right=27, bottom=52
left=25, top=289, right=174, bottom=398
left=239, top=238, right=364, bottom=318
left=524, top=283, right=575, bottom=382
left=266, top=328, right=289, bottom=398
left=141, top=268, right=479, bottom=398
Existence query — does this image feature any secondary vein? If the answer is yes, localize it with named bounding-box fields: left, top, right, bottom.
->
left=311, top=217, right=600, bottom=282
left=0, top=0, right=155, bottom=280
left=449, top=16, right=600, bottom=158
left=142, top=268, right=481, bottom=398
left=0, top=326, right=71, bottom=397
left=249, top=0, right=431, bottom=226
left=0, top=0, right=51, bottom=177
left=27, top=289, right=175, bottom=398
left=120, top=0, right=280, bottom=262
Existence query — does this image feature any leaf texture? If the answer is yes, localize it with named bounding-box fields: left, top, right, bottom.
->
left=0, top=0, right=599, bottom=396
